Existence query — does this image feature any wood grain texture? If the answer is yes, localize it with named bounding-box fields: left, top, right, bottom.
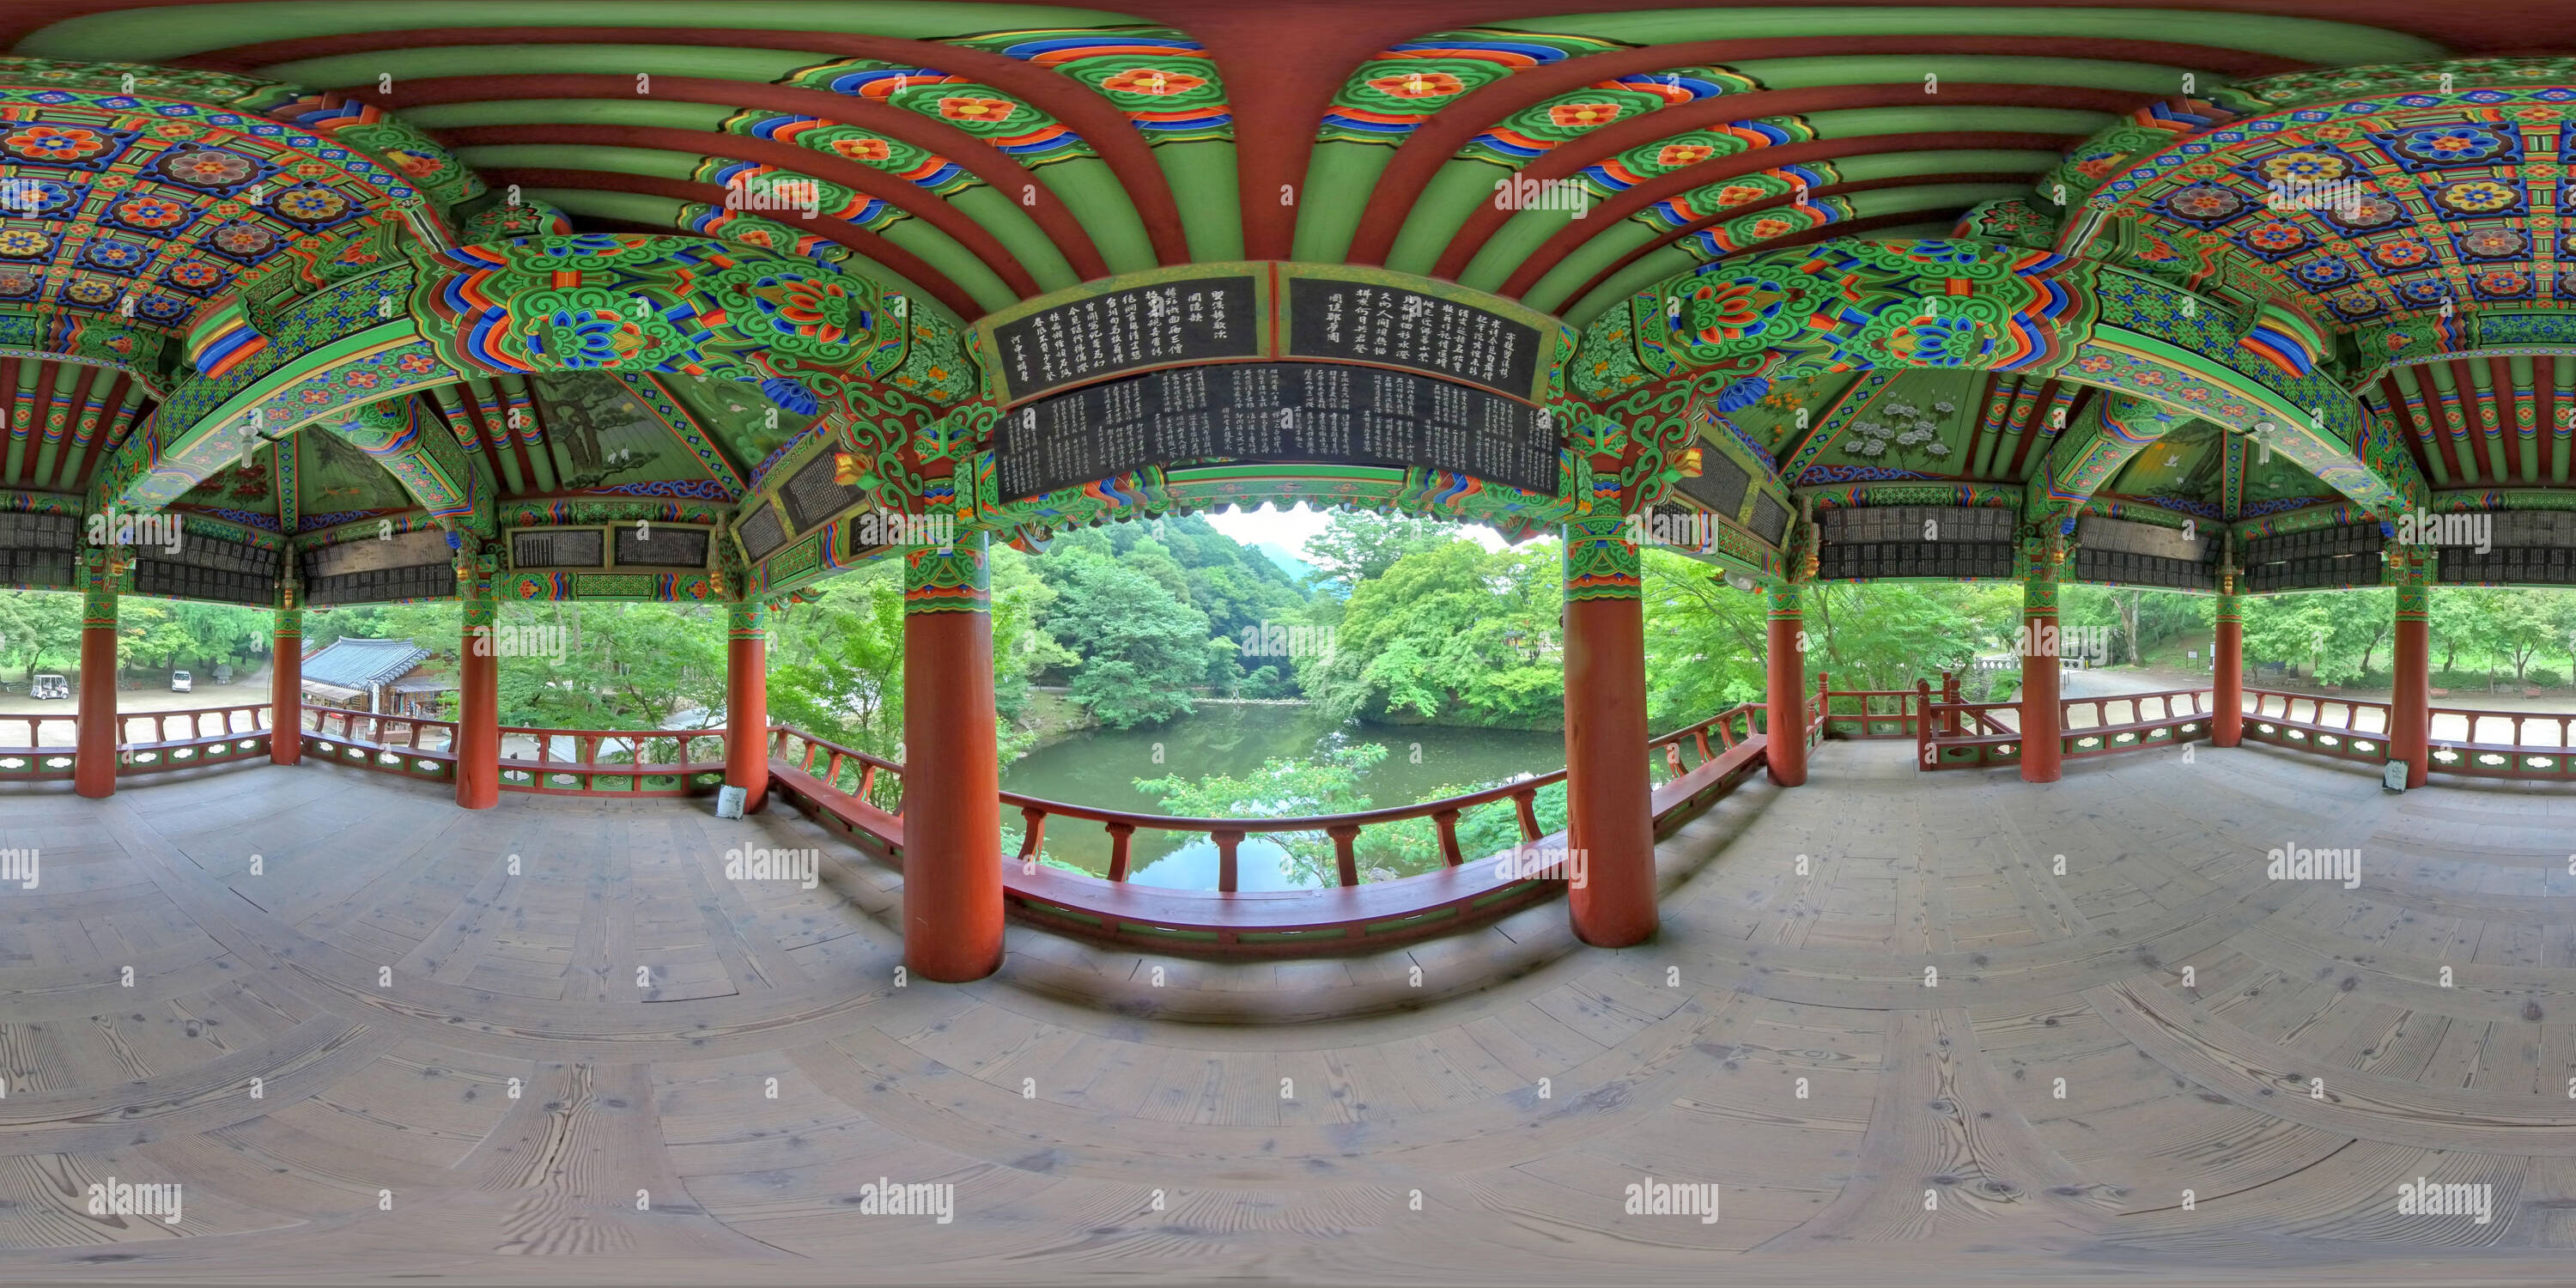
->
left=7, top=744, right=2576, bottom=1283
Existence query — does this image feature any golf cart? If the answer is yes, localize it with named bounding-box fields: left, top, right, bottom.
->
left=170, top=670, right=192, bottom=693
left=29, top=673, right=68, bottom=700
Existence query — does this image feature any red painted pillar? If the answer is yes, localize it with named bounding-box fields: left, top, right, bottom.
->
left=1765, top=582, right=1807, bottom=787
left=902, top=537, right=1002, bottom=982
left=1564, top=514, right=1656, bottom=947
left=73, top=556, right=118, bottom=799
left=271, top=605, right=302, bottom=765
left=2392, top=555, right=2430, bottom=787
left=724, top=601, right=769, bottom=813
left=456, top=556, right=500, bottom=810
left=2212, top=592, right=2243, bottom=748
left=2020, top=531, right=2066, bottom=784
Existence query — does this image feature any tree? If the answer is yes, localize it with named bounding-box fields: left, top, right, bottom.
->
left=1299, top=538, right=1562, bottom=728
left=1133, top=742, right=1386, bottom=886
left=1045, top=559, right=1212, bottom=728
left=0, top=590, right=82, bottom=680
left=1301, top=512, right=1461, bottom=586
left=1639, top=550, right=1765, bottom=728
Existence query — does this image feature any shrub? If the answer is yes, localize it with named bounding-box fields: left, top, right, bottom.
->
left=2528, top=669, right=2564, bottom=689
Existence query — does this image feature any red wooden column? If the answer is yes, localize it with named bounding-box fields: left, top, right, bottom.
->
left=1765, top=582, right=1807, bottom=787
left=1563, top=513, right=1655, bottom=947
left=724, top=601, right=769, bottom=812
left=271, top=604, right=303, bottom=765
left=456, top=552, right=500, bottom=810
left=2391, top=546, right=2431, bottom=787
left=902, top=537, right=1002, bottom=982
left=2019, top=530, right=2067, bottom=784
left=2211, top=590, right=2244, bottom=748
left=73, top=550, right=119, bottom=799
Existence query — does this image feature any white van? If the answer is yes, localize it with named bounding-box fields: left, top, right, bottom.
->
left=29, top=673, right=68, bottom=700
left=170, top=670, right=192, bottom=693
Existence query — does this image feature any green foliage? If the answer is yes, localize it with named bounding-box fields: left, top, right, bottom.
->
left=1300, top=511, right=1456, bottom=587
left=118, top=598, right=270, bottom=672
left=491, top=601, right=726, bottom=732
left=1803, top=580, right=2012, bottom=690
left=1046, top=558, right=1212, bottom=729
left=1300, top=538, right=1561, bottom=728
left=1640, top=549, right=1765, bottom=728
left=1133, top=740, right=1386, bottom=885
left=0, top=590, right=83, bottom=680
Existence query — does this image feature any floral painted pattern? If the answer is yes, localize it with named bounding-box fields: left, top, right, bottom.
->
left=1367, top=71, right=1465, bottom=99
left=155, top=146, right=255, bottom=188
left=937, top=97, right=1018, bottom=124
left=4, top=125, right=108, bottom=161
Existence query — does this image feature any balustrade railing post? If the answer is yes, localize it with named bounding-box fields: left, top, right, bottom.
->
left=1434, top=809, right=1464, bottom=866
left=1915, top=679, right=1935, bottom=771
left=1212, top=829, right=1242, bottom=894
left=1016, top=805, right=1048, bottom=868
left=1327, top=825, right=1361, bottom=888
left=1512, top=789, right=1541, bottom=842
left=1105, top=821, right=1135, bottom=883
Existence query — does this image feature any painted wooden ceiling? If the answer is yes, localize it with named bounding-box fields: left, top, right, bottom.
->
left=4, top=1, right=2574, bottom=538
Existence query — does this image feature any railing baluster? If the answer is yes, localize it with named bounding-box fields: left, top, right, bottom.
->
left=1016, top=805, right=1048, bottom=866
left=1513, top=789, right=1541, bottom=842
left=1434, top=809, right=1463, bottom=866
left=1328, top=824, right=1361, bottom=888
left=1212, top=829, right=1242, bottom=894
left=1692, top=729, right=1712, bottom=763
left=1105, top=821, right=1135, bottom=883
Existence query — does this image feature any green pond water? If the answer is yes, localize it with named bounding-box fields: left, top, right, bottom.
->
left=999, top=702, right=1564, bottom=891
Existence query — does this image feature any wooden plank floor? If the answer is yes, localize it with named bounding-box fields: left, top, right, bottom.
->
left=8, top=744, right=2576, bottom=1283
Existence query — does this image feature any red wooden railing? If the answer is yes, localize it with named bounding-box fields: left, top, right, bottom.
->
left=1816, top=671, right=1920, bottom=739
left=499, top=726, right=726, bottom=796
left=0, top=713, right=78, bottom=781
left=301, top=708, right=459, bottom=783
left=2426, top=706, right=2576, bottom=781
left=2242, top=688, right=2391, bottom=766
left=115, top=702, right=275, bottom=775
left=1913, top=678, right=2214, bottom=770
left=765, top=702, right=1795, bottom=956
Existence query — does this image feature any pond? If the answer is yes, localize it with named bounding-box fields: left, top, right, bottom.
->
left=999, top=702, right=1564, bottom=891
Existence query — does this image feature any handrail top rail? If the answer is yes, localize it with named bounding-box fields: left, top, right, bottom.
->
left=2061, top=687, right=2210, bottom=704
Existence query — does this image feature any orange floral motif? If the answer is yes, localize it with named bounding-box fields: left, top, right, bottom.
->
left=829, top=137, right=893, bottom=162
left=1656, top=143, right=1715, bottom=167
left=5, top=125, right=107, bottom=161
left=1368, top=70, right=1465, bottom=100
left=1101, top=68, right=1205, bottom=95
left=1548, top=101, right=1623, bottom=129
left=937, top=97, right=1018, bottom=124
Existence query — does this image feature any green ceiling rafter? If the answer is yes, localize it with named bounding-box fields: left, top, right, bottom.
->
left=517, top=188, right=964, bottom=328
left=15, top=3, right=1149, bottom=62
left=1498, top=9, right=2445, bottom=61
left=400, top=100, right=1085, bottom=293
left=447, top=142, right=1019, bottom=312
left=93, top=235, right=943, bottom=529
left=1380, top=64, right=2149, bottom=280
left=1571, top=240, right=2423, bottom=532
left=322, top=392, right=495, bottom=539
left=1564, top=181, right=2030, bottom=325
left=254, top=44, right=1159, bottom=277
left=2026, top=390, right=2187, bottom=522
left=1485, top=147, right=2062, bottom=303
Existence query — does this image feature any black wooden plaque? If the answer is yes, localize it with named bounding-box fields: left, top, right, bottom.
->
left=1285, top=277, right=1542, bottom=399
left=991, top=361, right=1560, bottom=501
left=991, top=276, right=1261, bottom=402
